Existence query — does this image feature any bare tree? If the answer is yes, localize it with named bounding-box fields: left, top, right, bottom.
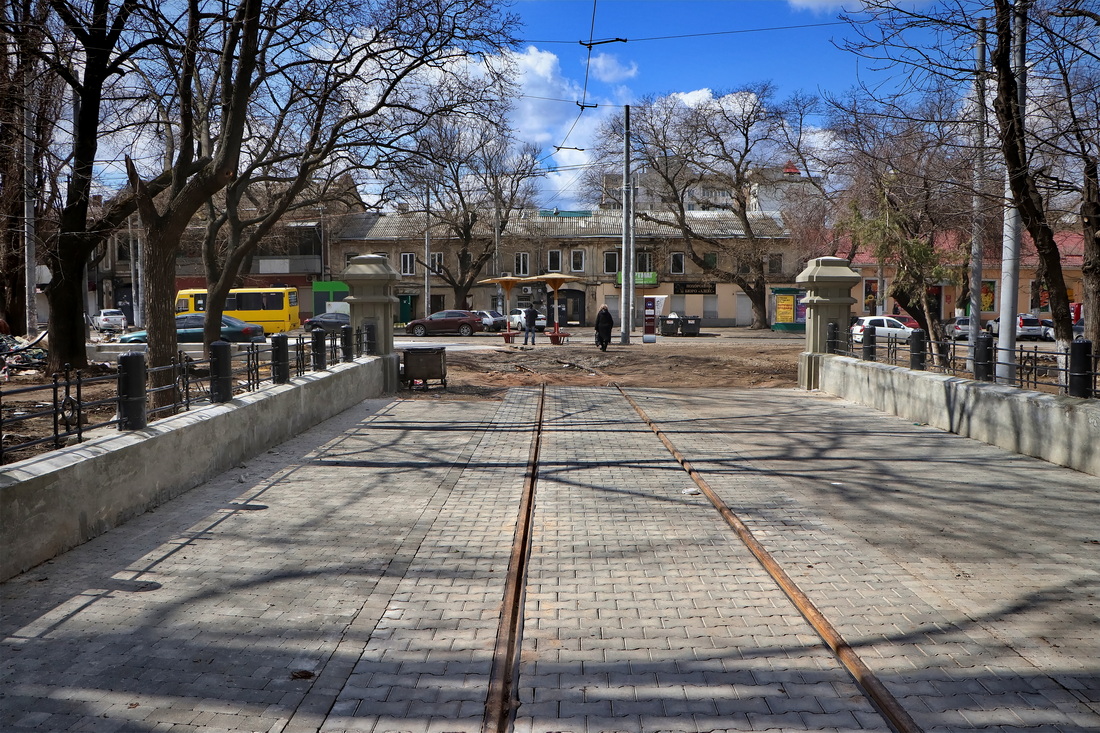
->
left=122, top=0, right=519, bottom=387
left=394, top=114, right=542, bottom=309
left=842, top=0, right=1096, bottom=349
left=589, top=87, right=806, bottom=329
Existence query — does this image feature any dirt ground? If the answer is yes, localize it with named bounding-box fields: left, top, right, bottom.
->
left=1, top=330, right=805, bottom=463
left=400, top=330, right=804, bottom=399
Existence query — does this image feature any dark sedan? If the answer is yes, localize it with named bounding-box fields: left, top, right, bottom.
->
left=405, top=310, right=485, bottom=337
left=119, top=314, right=266, bottom=343
left=303, top=312, right=350, bottom=333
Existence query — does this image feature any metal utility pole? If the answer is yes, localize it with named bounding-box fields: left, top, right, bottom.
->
left=968, top=18, right=987, bottom=370
left=996, top=0, right=1028, bottom=383
left=619, top=105, right=633, bottom=344
left=424, top=184, right=432, bottom=318
left=23, top=62, right=38, bottom=337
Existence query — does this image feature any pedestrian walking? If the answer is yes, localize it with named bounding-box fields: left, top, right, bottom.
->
left=594, top=304, right=613, bottom=351
left=523, top=306, right=538, bottom=345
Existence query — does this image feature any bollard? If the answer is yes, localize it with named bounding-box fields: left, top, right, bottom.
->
left=209, top=340, right=233, bottom=402
left=340, top=324, right=354, bottom=362
left=271, top=333, right=290, bottom=384
left=311, top=327, right=327, bottom=371
left=117, top=352, right=147, bottom=430
left=861, top=325, right=877, bottom=361
left=974, top=332, right=994, bottom=381
left=1068, top=339, right=1093, bottom=398
left=909, top=329, right=926, bottom=371
left=826, top=322, right=839, bottom=354
left=364, top=322, right=377, bottom=356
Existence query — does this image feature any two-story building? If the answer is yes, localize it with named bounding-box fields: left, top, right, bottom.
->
left=332, top=208, right=798, bottom=327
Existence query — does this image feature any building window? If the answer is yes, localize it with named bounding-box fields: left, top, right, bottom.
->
left=547, top=250, right=561, bottom=272
left=768, top=253, right=783, bottom=275
left=603, top=250, right=619, bottom=274
left=635, top=251, right=653, bottom=273
left=703, top=252, right=718, bottom=270
left=344, top=252, right=360, bottom=267
left=515, top=252, right=530, bottom=276
left=429, top=252, right=443, bottom=274
left=400, top=252, right=415, bottom=275
left=670, top=252, right=685, bottom=275
left=570, top=249, right=585, bottom=272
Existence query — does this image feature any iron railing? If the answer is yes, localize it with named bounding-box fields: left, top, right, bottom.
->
left=1, top=325, right=377, bottom=465
left=827, top=324, right=1098, bottom=399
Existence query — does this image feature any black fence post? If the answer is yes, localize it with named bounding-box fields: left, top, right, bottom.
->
left=826, top=322, right=838, bottom=354
left=117, top=351, right=147, bottom=430
left=909, top=329, right=926, bottom=371
left=271, top=333, right=290, bottom=384
left=861, top=325, right=877, bottom=361
left=210, top=340, right=233, bottom=402
left=975, top=332, right=994, bottom=381
left=1069, top=339, right=1093, bottom=398
left=311, top=328, right=327, bottom=371
left=340, top=324, right=354, bottom=362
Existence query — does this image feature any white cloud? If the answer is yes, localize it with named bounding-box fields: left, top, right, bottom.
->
left=786, top=0, right=848, bottom=11
left=590, top=53, right=638, bottom=83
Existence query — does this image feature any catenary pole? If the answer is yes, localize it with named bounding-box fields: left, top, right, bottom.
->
left=968, top=18, right=987, bottom=370
left=996, top=0, right=1027, bottom=382
left=620, top=105, right=632, bottom=344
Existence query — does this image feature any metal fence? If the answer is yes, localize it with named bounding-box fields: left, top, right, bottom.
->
left=1, top=325, right=378, bottom=465
left=827, top=324, right=1098, bottom=399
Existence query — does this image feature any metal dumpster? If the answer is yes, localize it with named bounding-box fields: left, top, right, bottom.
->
left=659, top=316, right=681, bottom=336
left=402, top=347, right=446, bottom=389
left=679, top=316, right=701, bottom=336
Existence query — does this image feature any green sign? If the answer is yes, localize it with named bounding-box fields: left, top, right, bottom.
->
left=615, top=271, right=658, bottom=287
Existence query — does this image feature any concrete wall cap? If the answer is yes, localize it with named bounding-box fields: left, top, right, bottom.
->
left=342, top=254, right=399, bottom=281
left=796, top=256, right=861, bottom=286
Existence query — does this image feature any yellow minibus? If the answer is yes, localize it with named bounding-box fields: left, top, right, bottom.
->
left=174, top=287, right=301, bottom=333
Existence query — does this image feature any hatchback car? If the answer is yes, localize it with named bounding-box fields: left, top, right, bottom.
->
left=986, top=313, right=1043, bottom=340
left=119, top=314, right=266, bottom=343
left=942, top=316, right=983, bottom=340
left=91, top=308, right=128, bottom=332
left=405, top=310, right=485, bottom=337
left=850, top=316, right=914, bottom=344
left=476, top=310, right=507, bottom=332
left=303, top=312, right=350, bottom=333
left=509, top=308, right=547, bottom=331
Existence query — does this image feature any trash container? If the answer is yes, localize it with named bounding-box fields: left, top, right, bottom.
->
left=680, top=316, right=701, bottom=336
left=402, top=347, right=446, bottom=389
left=659, top=316, right=680, bottom=336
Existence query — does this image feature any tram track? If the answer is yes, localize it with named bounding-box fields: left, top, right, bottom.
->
left=482, top=384, right=923, bottom=733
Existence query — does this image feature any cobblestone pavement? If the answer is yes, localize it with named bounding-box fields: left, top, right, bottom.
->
left=1, top=387, right=1097, bottom=733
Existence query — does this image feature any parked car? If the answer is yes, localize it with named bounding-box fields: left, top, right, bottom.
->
left=1074, top=318, right=1085, bottom=337
left=509, top=308, right=547, bottom=331
left=942, top=316, right=983, bottom=340
left=404, top=310, right=485, bottom=337
left=303, top=312, right=350, bottom=333
left=850, top=315, right=914, bottom=344
left=1039, top=319, right=1055, bottom=341
left=119, top=314, right=266, bottom=343
left=892, top=313, right=920, bottom=329
left=986, top=313, right=1043, bottom=340
left=90, top=308, right=128, bottom=332
left=476, top=310, right=507, bottom=332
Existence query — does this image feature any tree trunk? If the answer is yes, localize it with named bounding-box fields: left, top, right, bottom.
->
left=1080, top=162, right=1100, bottom=346
left=44, top=236, right=94, bottom=372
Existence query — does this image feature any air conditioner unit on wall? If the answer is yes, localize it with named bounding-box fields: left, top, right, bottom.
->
left=522, top=286, right=532, bottom=294
left=499, top=271, right=512, bottom=277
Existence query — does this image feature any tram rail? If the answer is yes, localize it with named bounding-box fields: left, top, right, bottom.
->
left=479, top=385, right=923, bottom=733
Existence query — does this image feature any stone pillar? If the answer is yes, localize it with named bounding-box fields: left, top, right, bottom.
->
left=795, top=256, right=861, bottom=390
left=342, top=254, right=400, bottom=392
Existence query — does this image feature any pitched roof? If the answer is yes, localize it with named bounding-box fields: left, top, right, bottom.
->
left=336, top=209, right=787, bottom=242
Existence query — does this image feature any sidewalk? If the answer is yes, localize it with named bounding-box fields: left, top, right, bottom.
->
left=1, top=387, right=1097, bottom=732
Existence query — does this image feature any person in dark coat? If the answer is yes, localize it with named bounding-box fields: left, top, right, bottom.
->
left=594, top=304, right=614, bottom=351
left=523, top=306, right=538, bottom=345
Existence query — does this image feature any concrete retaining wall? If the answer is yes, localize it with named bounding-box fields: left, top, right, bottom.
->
left=819, top=355, right=1100, bottom=477
left=0, top=356, right=394, bottom=581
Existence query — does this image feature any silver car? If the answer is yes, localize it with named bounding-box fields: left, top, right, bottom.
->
left=986, top=313, right=1043, bottom=340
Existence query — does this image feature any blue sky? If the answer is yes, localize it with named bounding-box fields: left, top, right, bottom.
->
left=507, top=0, right=867, bottom=207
